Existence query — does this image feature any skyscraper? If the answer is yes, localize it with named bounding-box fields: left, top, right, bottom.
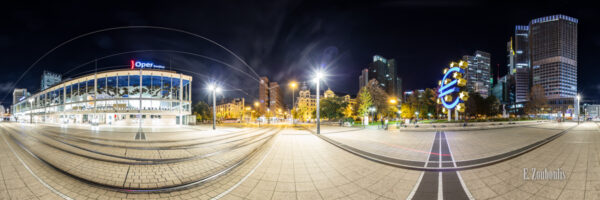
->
left=463, top=50, right=491, bottom=98
left=358, top=68, right=368, bottom=89
left=529, top=14, right=578, bottom=111
left=41, top=70, right=62, bottom=90
left=258, top=76, right=269, bottom=112
left=268, top=82, right=283, bottom=115
left=513, top=26, right=531, bottom=104
left=365, top=55, right=402, bottom=98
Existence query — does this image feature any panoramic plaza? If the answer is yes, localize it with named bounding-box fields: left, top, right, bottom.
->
left=1, top=2, right=598, bottom=199
left=1, top=121, right=597, bottom=200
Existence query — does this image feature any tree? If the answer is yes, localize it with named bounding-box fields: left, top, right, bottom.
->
left=357, top=87, right=373, bottom=118
left=365, top=80, right=388, bottom=117
left=465, top=92, right=484, bottom=118
left=314, top=96, right=348, bottom=120
left=484, top=95, right=501, bottom=116
left=343, top=103, right=355, bottom=119
left=422, top=88, right=437, bottom=118
left=525, top=84, right=548, bottom=117
left=193, top=101, right=211, bottom=122
left=400, top=103, right=415, bottom=119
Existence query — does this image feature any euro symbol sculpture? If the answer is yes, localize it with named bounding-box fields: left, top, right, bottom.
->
left=437, top=60, right=468, bottom=112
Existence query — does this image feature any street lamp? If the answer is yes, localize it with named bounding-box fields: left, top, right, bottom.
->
left=315, top=71, right=324, bottom=134
left=369, top=107, right=376, bottom=124
left=208, top=84, right=221, bottom=130
left=415, top=111, right=419, bottom=123
left=289, top=81, right=297, bottom=125
left=28, top=98, right=34, bottom=124
left=576, top=94, right=581, bottom=124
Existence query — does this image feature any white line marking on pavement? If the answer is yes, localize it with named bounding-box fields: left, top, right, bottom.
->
left=211, top=133, right=277, bottom=200
left=407, top=131, right=438, bottom=199
left=438, top=172, right=443, bottom=200
left=407, top=171, right=424, bottom=200
left=444, top=131, right=474, bottom=200
left=1, top=130, right=73, bottom=200
left=438, top=131, right=443, bottom=200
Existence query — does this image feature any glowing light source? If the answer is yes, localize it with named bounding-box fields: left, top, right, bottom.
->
left=316, top=71, right=324, bottom=80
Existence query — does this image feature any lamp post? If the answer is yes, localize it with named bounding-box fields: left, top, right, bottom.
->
left=208, top=84, right=221, bottom=130
left=254, top=101, right=260, bottom=126
left=415, top=111, right=419, bottom=123
left=315, top=71, right=323, bottom=134
left=28, top=98, right=34, bottom=124
left=289, top=82, right=297, bottom=125
left=369, top=107, right=376, bottom=124
left=576, top=94, right=581, bottom=124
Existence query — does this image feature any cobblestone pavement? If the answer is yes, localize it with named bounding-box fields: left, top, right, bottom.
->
left=319, top=122, right=575, bottom=165
left=321, top=127, right=435, bottom=162
left=446, top=122, right=577, bottom=162
left=1, top=122, right=600, bottom=200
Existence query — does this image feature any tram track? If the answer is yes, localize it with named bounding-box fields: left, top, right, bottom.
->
left=26, top=124, right=261, bottom=146
left=33, top=126, right=273, bottom=151
left=2, top=125, right=278, bottom=165
left=0, top=125, right=282, bottom=193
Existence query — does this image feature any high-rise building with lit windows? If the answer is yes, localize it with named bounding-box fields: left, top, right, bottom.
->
left=365, top=55, right=402, bottom=98
left=41, top=70, right=62, bottom=90
left=463, top=50, right=491, bottom=98
left=529, top=14, right=578, bottom=111
left=358, top=68, right=368, bottom=89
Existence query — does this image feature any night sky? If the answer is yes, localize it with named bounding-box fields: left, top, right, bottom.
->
left=1, top=1, right=600, bottom=108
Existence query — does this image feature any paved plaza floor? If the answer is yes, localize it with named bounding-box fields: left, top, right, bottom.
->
left=1, top=121, right=600, bottom=199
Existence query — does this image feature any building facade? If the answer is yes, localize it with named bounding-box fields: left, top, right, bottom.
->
left=12, top=69, right=192, bottom=126
left=492, top=75, right=508, bottom=104
left=258, top=76, right=269, bottom=112
left=294, top=83, right=355, bottom=121
left=463, top=50, right=491, bottom=98
left=529, top=14, right=578, bottom=112
left=41, top=70, right=62, bottom=90
left=215, top=98, right=245, bottom=120
left=257, top=76, right=284, bottom=118
left=365, top=55, right=402, bottom=98
left=12, top=88, right=29, bottom=105
left=268, top=82, right=283, bottom=116
left=508, top=25, right=531, bottom=104
left=358, top=68, right=368, bottom=89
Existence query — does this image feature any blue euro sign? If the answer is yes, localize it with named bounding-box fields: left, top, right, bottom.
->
left=438, top=67, right=464, bottom=109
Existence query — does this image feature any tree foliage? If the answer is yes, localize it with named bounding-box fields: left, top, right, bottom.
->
left=193, top=101, right=212, bottom=122
left=525, top=84, right=548, bottom=116
left=464, top=92, right=501, bottom=118
left=315, top=96, right=348, bottom=120
left=357, top=87, right=373, bottom=116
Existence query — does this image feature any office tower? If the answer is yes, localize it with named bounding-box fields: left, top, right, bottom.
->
left=268, top=82, right=283, bottom=115
left=358, top=68, right=368, bottom=89
left=41, top=70, right=62, bottom=90
left=463, top=50, right=491, bottom=98
left=513, top=26, right=531, bottom=103
left=529, top=14, right=578, bottom=111
left=366, top=55, right=402, bottom=98
left=492, top=75, right=509, bottom=104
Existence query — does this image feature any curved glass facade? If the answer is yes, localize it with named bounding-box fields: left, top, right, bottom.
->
left=13, top=69, right=192, bottom=125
